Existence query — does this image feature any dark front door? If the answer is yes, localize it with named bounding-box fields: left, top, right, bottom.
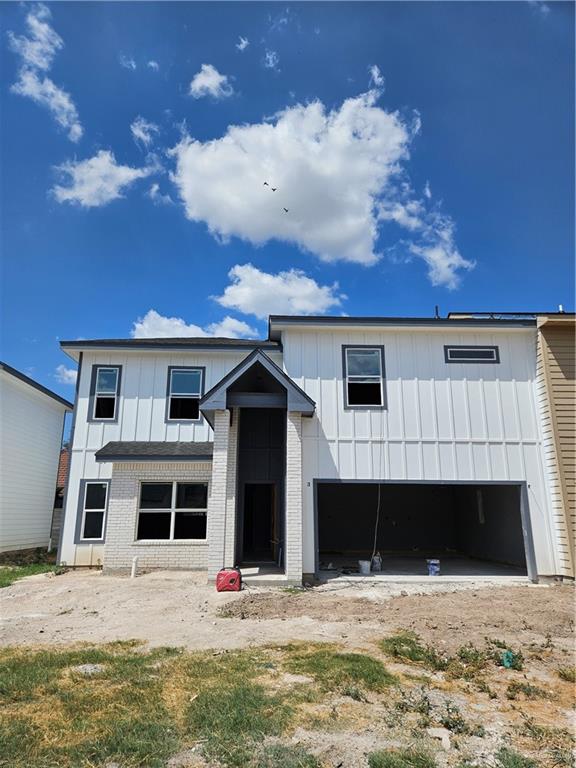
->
left=237, top=408, right=286, bottom=566
left=242, top=483, right=277, bottom=562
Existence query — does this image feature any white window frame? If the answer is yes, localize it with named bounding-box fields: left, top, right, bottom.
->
left=80, top=481, right=108, bottom=541
left=343, top=346, right=385, bottom=409
left=444, top=345, right=500, bottom=364
left=136, top=481, right=208, bottom=541
left=166, top=367, right=204, bottom=423
left=92, top=366, right=120, bottom=421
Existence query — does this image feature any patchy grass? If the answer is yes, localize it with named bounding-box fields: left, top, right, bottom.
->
left=255, top=744, right=320, bottom=768
left=494, top=747, right=538, bottom=768
left=0, top=563, right=61, bottom=589
left=368, top=747, right=437, bottom=768
left=284, top=644, right=396, bottom=693
left=380, top=632, right=449, bottom=671
left=506, top=681, right=548, bottom=700
left=557, top=666, right=576, bottom=683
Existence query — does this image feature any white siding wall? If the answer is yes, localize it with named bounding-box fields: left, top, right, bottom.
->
left=60, top=350, right=281, bottom=565
left=281, top=328, right=557, bottom=576
left=0, top=372, right=67, bottom=552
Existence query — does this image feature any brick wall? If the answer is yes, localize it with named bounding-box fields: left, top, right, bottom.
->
left=103, top=461, right=213, bottom=573
left=285, top=412, right=303, bottom=583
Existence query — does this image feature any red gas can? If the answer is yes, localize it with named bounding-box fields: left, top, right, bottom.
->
left=216, top=567, right=242, bottom=592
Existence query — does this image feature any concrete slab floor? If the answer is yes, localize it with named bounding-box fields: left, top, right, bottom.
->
left=318, top=555, right=528, bottom=584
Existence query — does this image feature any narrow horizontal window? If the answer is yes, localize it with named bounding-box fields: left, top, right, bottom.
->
left=137, top=481, right=208, bottom=541
left=167, top=367, right=203, bottom=421
left=91, top=366, right=120, bottom=421
left=444, top=346, right=500, bottom=364
left=80, top=481, right=108, bottom=541
left=343, top=347, right=385, bottom=408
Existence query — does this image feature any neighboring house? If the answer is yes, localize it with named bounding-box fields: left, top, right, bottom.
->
left=536, top=313, right=575, bottom=578
left=57, top=313, right=575, bottom=583
left=0, top=362, right=73, bottom=553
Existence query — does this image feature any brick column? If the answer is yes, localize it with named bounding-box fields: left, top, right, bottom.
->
left=207, top=409, right=230, bottom=579
left=285, top=412, right=303, bottom=584
left=224, top=408, right=238, bottom=566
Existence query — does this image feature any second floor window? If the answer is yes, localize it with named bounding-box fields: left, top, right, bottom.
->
left=167, top=367, right=203, bottom=421
left=93, top=366, right=120, bottom=420
left=343, top=346, right=385, bottom=407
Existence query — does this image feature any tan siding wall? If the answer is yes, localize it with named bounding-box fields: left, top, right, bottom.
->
left=537, top=322, right=575, bottom=577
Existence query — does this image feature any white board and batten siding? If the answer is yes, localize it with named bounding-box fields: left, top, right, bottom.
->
left=0, top=370, right=69, bottom=552
left=281, top=327, right=557, bottom=577
left=60, top=349, right=282, bottom=566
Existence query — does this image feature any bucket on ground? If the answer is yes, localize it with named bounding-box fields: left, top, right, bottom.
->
left=372, top=553, right=382, bottom=572
left=358, top=560, right=371, bottom=575
left=426, top=559, right=440, bottom=576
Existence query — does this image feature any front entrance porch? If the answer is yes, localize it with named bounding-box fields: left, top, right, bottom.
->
left=200, top=349, right=315, bottom=585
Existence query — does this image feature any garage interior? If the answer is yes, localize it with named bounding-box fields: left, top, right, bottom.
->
left=316, top=482, right=529, bottom=577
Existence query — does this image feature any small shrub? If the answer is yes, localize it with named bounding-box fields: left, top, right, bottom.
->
left=380, top=632, right=448, bottom=671
left=341, top=683, right=367, bottom=701
left=506, top=681, right=547, bottom=700
left=368, top=748, right=437, bottom=768
left=494, top=747, right=538, bottom=768
left=558, top=666, right=576, bottom=684
left=439, top=702, right=484, bottom=737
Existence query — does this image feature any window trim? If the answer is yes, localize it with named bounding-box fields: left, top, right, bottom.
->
left=444, top=345, right=500, bottom=364
left=88, top=365, right=122, bottom=423
left=342, top=345, right=387, bottom=410
left=74, top=479, right=110, bottom=544
left=136, top=481, right=209, bottom=541
left=165, top=366, right=205, bottom=423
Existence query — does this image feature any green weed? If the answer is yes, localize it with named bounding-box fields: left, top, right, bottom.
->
left=368, top=747, right=437, bottom=768
left=285, top=646, right=395, bottom=692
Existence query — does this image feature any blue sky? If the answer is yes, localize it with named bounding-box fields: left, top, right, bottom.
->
left=1, top=1, right=574, bottom=396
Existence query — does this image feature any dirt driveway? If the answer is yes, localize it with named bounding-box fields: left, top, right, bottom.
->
left=0, top=570, right=573, bottom=655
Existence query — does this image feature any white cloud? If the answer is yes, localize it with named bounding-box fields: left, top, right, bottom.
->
left=53, top=150, right=153, bottom=208
left=169, top=90, right=471, bottom=287
left=408, top=215, right=474, bottom=290
left=236, top=36, right=249, bottom=52
left=369, top=64, right=385, bottom=89
left=423, top=181, right=432, bottom=199
left=147, top=60, right=160, bottom=71
left=189, top=64, right=233, bottom=99
left=130, top=116, right=160, bottom=148
left=131, top=309, right=257, bottom=339
left=7, top=4, right=83, bottom=142
left=55, top=364, right=77, bottom=385
left=263, top=50, right=280, bottom=70
left=147, top=183, right=173, bottom=205
left=120, top=54, right=137, bottom=70
left=214, top=264, right=345, bottom=319
left=528, top=0, right=550, bottom=16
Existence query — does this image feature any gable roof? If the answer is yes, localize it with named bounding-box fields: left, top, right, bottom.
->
left=0, top=361, right=73, bottom=410
left=199, top=349, right=315, bottom=426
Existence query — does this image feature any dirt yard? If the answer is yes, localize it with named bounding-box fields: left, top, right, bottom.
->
left=0, top=571, right=574, bottom=768
left=1, top=569, right=572, bottom=653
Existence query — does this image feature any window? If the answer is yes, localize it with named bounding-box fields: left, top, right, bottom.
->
left=137, top=482, right=208, bottom=540
left=80, top=481, right=108, bottom=540
left=91, top=366, right=121, bottom=420
left=343, top=346, right=385, bottom=407
left=167, top=367, right=203, bottom=421
left=444, top=346, right=500, bottom=364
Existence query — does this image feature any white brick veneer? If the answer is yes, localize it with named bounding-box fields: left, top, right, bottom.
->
left=285, top=412, right=303, bottom=583
left=207, top=409, right=235, bottom=579
left=103, top=461, right=213, bottom=573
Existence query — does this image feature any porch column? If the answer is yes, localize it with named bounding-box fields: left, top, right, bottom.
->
left=207, top=409, right=232, bottom=580
left=285, top=411, right=303, bottom=583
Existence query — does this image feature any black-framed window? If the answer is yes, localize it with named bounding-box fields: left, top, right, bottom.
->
left=343, top=346, right=386, bottom=408
left=80, top=481, right=108, bottom=540
left=91, top=366, right=121, bottom=420
left=136, top=482, right=208, bottom=540
left=444, top=346, right=500, bottom=364
left=166, top=367, right=204, bottom=421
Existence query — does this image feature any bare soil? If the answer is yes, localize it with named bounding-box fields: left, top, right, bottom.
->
left=1, top=571, right=574, bottom=768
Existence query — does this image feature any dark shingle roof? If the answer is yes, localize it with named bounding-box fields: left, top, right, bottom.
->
left=95, top=441, right=213, bottom=462
left=61, top=338, right=280, bottom=351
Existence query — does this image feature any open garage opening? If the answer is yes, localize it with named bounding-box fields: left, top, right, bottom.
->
left=316, top=482, right=532, bottom=580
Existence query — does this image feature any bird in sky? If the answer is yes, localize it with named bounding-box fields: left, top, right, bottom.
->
left=263, top=181, right=269, bottom=186
left=283, top=207, right=289, bottom=213
left=271, top=187, right=277, bottom=192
